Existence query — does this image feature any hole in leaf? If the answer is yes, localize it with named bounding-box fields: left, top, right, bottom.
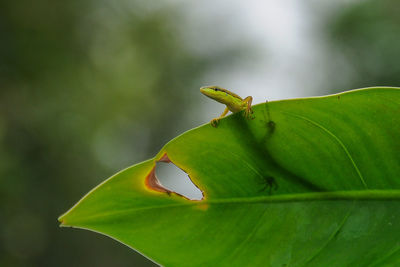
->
left=155, top=160, right=203, bottom=201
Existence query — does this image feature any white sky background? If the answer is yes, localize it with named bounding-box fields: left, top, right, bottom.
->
left=181, top=1, right=323, bottom=100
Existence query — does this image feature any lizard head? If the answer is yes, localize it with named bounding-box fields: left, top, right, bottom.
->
left=200, top=86, right=228, bottom=102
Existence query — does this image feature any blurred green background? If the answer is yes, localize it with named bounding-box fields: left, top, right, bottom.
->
left=1, top=0, right=399, bottom=266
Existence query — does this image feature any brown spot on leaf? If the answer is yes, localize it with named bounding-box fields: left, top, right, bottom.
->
left=145, top=165, right=172, bottom=194
left=196, top=203, right=209, bottom=210
left=158, top=153, right=171, bottom=163
left=144, top=152, right=204, bottom=200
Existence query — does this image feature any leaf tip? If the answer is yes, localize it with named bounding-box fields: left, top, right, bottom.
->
left=58, top=215, right=67, bottom=227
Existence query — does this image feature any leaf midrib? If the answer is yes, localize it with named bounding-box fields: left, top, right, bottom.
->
left=60, top=190, right=400, bottom=225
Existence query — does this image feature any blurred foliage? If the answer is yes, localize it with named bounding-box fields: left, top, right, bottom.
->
left=325, top=0, right=400, bottom=90
left=0, top=1, right=241, bottom=266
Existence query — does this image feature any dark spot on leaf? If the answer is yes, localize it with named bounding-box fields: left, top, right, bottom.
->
left=259, top=176, right=278, bottom=195
left=268, top=120, right=275, bottom=133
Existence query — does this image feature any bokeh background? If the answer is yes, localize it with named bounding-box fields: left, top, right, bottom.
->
left=1, top=0, right=399, bottom=266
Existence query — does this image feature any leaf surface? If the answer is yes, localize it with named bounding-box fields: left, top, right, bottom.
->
left=59, top=88, right=400, bottom=266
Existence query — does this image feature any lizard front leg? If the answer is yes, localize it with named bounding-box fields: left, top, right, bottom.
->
left=211, top=106, right=229, bottom=127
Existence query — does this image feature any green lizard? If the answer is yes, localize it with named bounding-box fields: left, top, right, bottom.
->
left=200, top=85, right=253, bottom=127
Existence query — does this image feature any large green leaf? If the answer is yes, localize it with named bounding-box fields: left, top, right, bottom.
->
left=59, top=87, right=400, bottom=266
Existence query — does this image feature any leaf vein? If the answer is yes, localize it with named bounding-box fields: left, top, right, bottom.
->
left=301, top=205, right=353, bottom=265
left=284, top=112, right=367, bottom=188
left=228, top=207, right=270, bottom=262
left=60, top=190, right=400, bottom=225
